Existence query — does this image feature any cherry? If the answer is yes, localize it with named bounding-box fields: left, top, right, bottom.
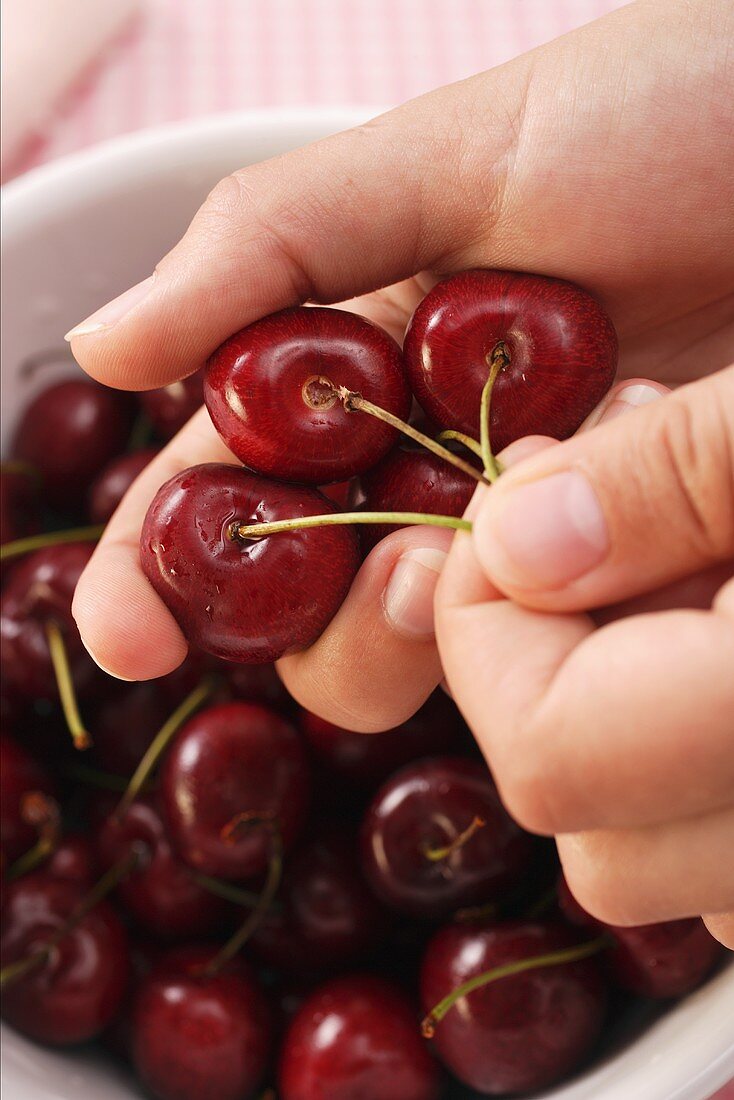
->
left=139, top=372, right=205, bottom=440
left=96, top=795, right=230, bottom=941
left=103, top=939, right=159, bottom=1062
left=0, top=543, right=95, bottom=700
left=131, top=944, right=272, bottom=1100
left=318, top=478, right=359, bottom=510
left=45, top=832, right=96, bottom=886
left=0, top=463, right=39, bottom=549
left=279, top=974, right=440, bottom=1100
left=160, top=701, right=310, bottom=879
left=301, top=690, right=469, bottom=788
left=361, top=448, right=476, bottom=553
left=88, top=447, right=159, bottom=524
left=404, top=269, right=618, bottom=450
left=361, top=756, right=536, bottom=919
left=420, top=920, right=606, bottom=1094
left=0, top=733, right=56, bottom=862
left=223, top=661, right=292, bottom=711
left=12, top=379, right=134, bottom=513
left=204, top=307, right=411, bottom=484
left=0, top=871, right=130, bottom=1044
left=557, top=874, right=722, bottom=998
left=251, top=829, right=388, bottom=975
left=91, top=680, right=172, bottom=776
left=140, top=463, right=360, bottom=663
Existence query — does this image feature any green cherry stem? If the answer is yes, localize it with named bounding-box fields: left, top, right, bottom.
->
left=424, top=816, right=486, bottom=863
left=0, top=525, right=105, bottom=563
left=6, top=793, right=61, bottom=881
left=189, top=871, right=280, bottom=912
left=436, top=430, right=483, bottom=459
left=479, top=342, right=510, bottom=483
left=114, top=677, right=215, bottom=820
left=45, top=620, right=91, bottom=751
left=230, top=511, right=472, bottom=542
left=421, top=934, right=611, bottom=1038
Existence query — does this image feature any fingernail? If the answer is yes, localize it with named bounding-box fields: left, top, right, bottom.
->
left=64, top=274, right=156, bottom=341
left=478, top=470, right=609, bottom=590
left=598, top=382, right=664, bottom=423
left=383, top=548, right=448, bottom=638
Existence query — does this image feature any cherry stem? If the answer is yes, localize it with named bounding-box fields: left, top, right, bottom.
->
left=455, top=901, right=501, bottom=924
left=421, top=934, right=610, bottom=1038
left=0, top=525, right=104, bottom=563
left=479, top=343, right=509, bottom=483
left=0, top=843, right=146, bottom=989
left=45, top=620, right=91, bottom=751
left=62, top=761, right=136, bottom=793
left=201, top=816, right=283, bottom=977
left=6, top=793, right=61, bottom=881
left=230, top=511, right=472, bottom=542
left=424, top=816, right=486, bottom=863
left=337, top=388, right=487, bottom=484
left=436, top=430, right=483, bottom=459
left=189, top=871, right=281, bottom=913
left=114, top=677, right=215, bottom=820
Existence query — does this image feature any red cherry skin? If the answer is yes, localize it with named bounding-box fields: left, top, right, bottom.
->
left=91, top=680, right=171, bottom=776
left=140, top=463, right=360, bottom=664
left=161, top=701, right=310, bottom=879
left=12, top=380, right=134, bottom=512
left=222, top=660, right=292, bottom=711
left=96, top=795, right=230, bottom=940
left=140, top=372, right=204, bottom=440
left=420, top=920, right=606, bottom=1095
left=301, top=690, right=468, bottom=787
left=404, top=269, right=618, bottom=450
left=361, top=448, right=475, bottom=552
left=0, top=872, right=130, bottom=1044
left=131, top=944, right=272, bottom=1100
left=88, top=447, right=159, bottom=524
left=0, top=464, right=39, bottom=548
left=0, top=734, right=56, bottom=862
left=557, top=874, right=722, bottom=998
left=279, top=974, right=441, bottom=1100
left=0, top=543, right=95, bottom=699
left=361, top=756, right=535, bottom=919
left=204, top=307, right=411, bottom=484
left=45, top=833, right=97, bottom=885
left=251, top=830, right=388, bottom=974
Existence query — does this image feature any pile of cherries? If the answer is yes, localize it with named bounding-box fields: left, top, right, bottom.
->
left=0, top=270, right=725, bottom=1100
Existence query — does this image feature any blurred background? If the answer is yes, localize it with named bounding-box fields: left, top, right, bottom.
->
left=3, top=0, right=625, bottom=182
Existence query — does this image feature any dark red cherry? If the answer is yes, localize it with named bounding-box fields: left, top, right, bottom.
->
left=45, top=832, right=96, bottom=885
left=0, top=463, right=40, bottom=548
left=131, top=944, right=272, bottom=1100
left=0, top=543, right=95, bottom=700
left=361, top=447, right=475, bottom=553
left=204, top=307, right=411, bottom=484
left=301, top=690, right=468, bottom=788
left=0, top=734, right=56, bottom=862
left=361, top=756, right=535, bottom=919
left=96, top=795, right=230, bottom=940
left=12, top=379, right=134, bottom=512
left=404, top=270, right=618, bottom=450
left=557, top=874, right=722, bottom=998
left=318, top=478, right=359, bottom=510
left=222, top=661, right=292, bottom=711
left=0, top=872, right=130, bottom=1044
left=420, top=920, right=606, bottom=1095
left=139, top=372, right=205, bottom=440
left=161, top=701, right=310, bottom=879
left=140, top=463, right=360, bottom=663
left=251, top=829, right=387, bottom=974
left=103, top=939, right=159, bottom=1062
left=91, top=680, right=171, bottom=776
left=88, top=446, right=159, bottom=524
left=279, top=974, right=440, bottom=1100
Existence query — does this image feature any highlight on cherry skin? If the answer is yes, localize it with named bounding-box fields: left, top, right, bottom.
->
left=1, top=267, right=727, bottom=1100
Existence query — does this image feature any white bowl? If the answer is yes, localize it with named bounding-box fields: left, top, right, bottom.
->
left=2, top=108, right=733, bottom=1100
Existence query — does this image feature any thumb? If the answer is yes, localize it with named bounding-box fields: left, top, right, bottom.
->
left=471, top=366, right=734, bottom=611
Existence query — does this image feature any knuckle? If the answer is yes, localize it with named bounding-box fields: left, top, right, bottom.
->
left=561, top=837, right=635, bottom=927
left=493, top=742, right=559, bottom=837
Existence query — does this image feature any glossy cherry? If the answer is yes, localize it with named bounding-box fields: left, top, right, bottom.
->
left=140, top=372, right=205, bottom=440
left=301, top=690, right=469, bottom=788
left=161, top=701, right=310, bottom=879
left=45, top=832, right=96, bottom=886
left=88, top=447, right=159, bottom=524
left=420, top=920, right=606, bottom=1095
left=131, top=944, right=272, bottom=1100
left=91, top=680, right=172, bottom=776
left=140, top=463, right=360, bottom=663
left=251, top=829, right=387, bottom=974
left=222, top=660, right=292, bottom=711
left=404, top=269, right=618, bottom=450
left=0, top=871, right=130, bottom=1044
left=204, top=306, right=411, bottom=484
left=12, top=379, right=134, bottom=512
left=279, top=974, right=441, bottom=1100
left=361, top=448, right=476, bottom=552
left=0, top=463, right=39, bottom=548
left=0, top=543, right=95, bottom=700
left=0, top=734, right=56, bottom=862
left=557, top=874, right=722, bottom=998
left=96, top=795, right=230, bottom=940
left=361, top=756, right=535, bottom=919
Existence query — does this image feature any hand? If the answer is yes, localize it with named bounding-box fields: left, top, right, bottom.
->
left=67, top=0, right=734, bottom=940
